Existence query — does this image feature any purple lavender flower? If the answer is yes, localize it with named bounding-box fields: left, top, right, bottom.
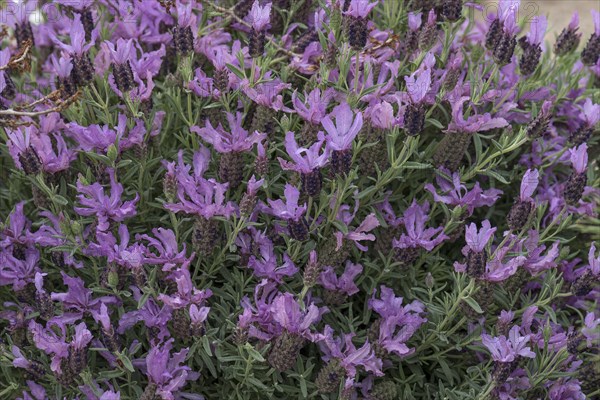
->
left=316, top=326, right=382, bottom=392
left=266, top=184, right=310, bottom=241
left=334, top=212, right=380, bottom=251
left=519, top=15, right=547, bottom=75
left=50, top=272, right=117, bottom=323
left=248, top=240, right=298, bottom=283
left=454, top=220, right=497, bottom=278
left=248, top=1, right=272, bottom=31
left=75, top=170, right=139, bottom=232
left=392, top=200, right=448, bottom=264
left=482, top=325, right=536, bottom=363
left=506, top=168, right=539, bottom=231
left=322, top=102, right=363, bottom=175
left=164, top=149, right=236, bottom=219
left=368, top=286, right=427, bottom=358
left=192, top=112, right=266, bottom=153
left=279, top=131, right=329, bottom=196
left=119, top=288, right=172, bottom=343
left=143, top=339, right=198, bottom=399
left=344, top=0, right=378, bottom=18
left=581, top=312, right=600, bottom=347
left=425, top=171, right=503, bottom=217
left=157, top=269, right=212, bottom=309
left=292, top=88, right=335, bottom=125
left=447, top=97, right=509, bottom=134
left=319, top=261, right=363, bottom=299
left=136, top=228, right=194, bottom=272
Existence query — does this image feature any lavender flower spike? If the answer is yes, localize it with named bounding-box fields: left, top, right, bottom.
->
left=506, top=169, right=538, bottom=231
left=267, top=184, right=310, bottom=241
left=322, top=102, right=363, bottom=175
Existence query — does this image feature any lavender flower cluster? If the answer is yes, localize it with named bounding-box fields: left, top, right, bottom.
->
left=0, top=0, right=598, bottom=399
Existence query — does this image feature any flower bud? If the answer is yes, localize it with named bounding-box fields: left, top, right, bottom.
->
left=581, top=32, right=600, bottom=66
left=301, top=168, right=323, bottom=197
left=506, top=200, right=534, bottom=231
left=219, top=152, right=245, bottom=189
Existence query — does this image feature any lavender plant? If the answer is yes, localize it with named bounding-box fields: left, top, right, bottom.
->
left=0, top=0, right=599, bottom=399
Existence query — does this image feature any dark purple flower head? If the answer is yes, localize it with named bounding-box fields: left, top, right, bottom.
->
left=344, top=0, right=378, bottom=18
left=292, top=88, right=335, bottom=125
left=248, top=1, right=272, bottom=31
left=192, top=112, right=266, bottom=153
left=481, top=326, right=536, bottom=363
left=145, top=339, right=197, bottom=399
left=319, top=261, right=363, bottom=296
left=425, top=171, right=503, bottom=216
left=392, top=200, right=448, bottom=251
left=318, top=326, right=383, bottom=378
left=278, top=131, right=329, bottom=173
left=75, top=170, right=139, bottom=232
left=322, top=102, right=363, bottom=151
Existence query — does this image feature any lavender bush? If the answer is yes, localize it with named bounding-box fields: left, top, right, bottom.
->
left=0, top=0, right=599, bottom=399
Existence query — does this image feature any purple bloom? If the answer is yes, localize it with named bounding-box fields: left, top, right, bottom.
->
left=525, top=15, right=547, bottom=46
left=52, top=15, right=98, bottom=56
left=404, top=61, right=432, bottom=104
left=157, top=269, right=212, bottom=309
left=103, top=38, right=134, bottom=65
left=292, top=88, right=335, bottom=125
left=447, top=97, right=509, bottom=133
left=144, top=339, right=198, bottom=400
left=548, top=379, right=586, bottom=400
left=50, top=272, right=117, bottom=322
left=481, top=325, right=536, bottom=363
left=278, top=131, right=329, bottom=173
left=164, top=149, right=236, bottom=219
left=322, top=103, right=363, bottom=151
left=465, top=220, right=497, bottom=253
left=136, top=228, right=195, bottom=272
left=269, top=293, right=327, bottom=341
left=241, top=74, right=292, bottom=111
left=425, top=171, right=503, bottom=216
left=248, top=1, right=272, bottom=31
left=392, top=201, right=448, bottom=252
left=334, top=213, right=380, bottom=251
left=75, top=170, right=139, bottom=232
left=319, top=261, right=363, bottom=297
left=344, top=0, right=378, bottom=18
left=581, top=312, right=600, bottom=347
left=318, top=326, right=383, bottom=379
left=119, top=288, right=172, bottom=342
left=248, top=240, right=298, bottom=283
left=519, top=168, right=540, bottom=201
left=569, top=143, right=588, bottom=174
left=369, top=286, right=427, bottom=358
left=0, top=251, right=39, bottom=291
left=191, top=112, right=266, bottom=153
left=267, top=184, right=307, bottom=221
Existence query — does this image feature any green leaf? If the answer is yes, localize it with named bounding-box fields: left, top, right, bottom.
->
left=463, top=297, right=483, bottom=314
left=226, top=63, right=246, bottom=80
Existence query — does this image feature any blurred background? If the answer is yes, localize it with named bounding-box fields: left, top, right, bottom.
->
left=479, top=0, right=599, bottom=39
